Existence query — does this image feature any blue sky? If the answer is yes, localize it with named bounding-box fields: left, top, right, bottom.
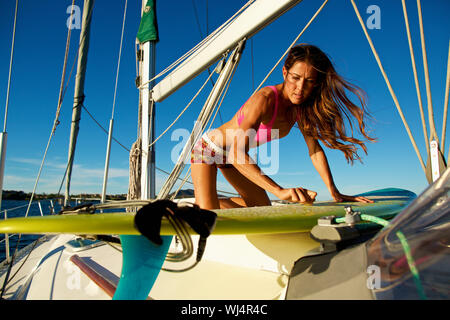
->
left=0, top=0, right=449, bottom=201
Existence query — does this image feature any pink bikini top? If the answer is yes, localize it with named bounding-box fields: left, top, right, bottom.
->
left=237, top=86, right=279, bottom=144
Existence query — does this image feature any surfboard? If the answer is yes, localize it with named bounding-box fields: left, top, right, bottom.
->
left=0, top=188, right=416, bottom=236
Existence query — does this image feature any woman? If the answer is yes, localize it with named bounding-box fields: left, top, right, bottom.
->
left=191, top=44, right=375, bottom=210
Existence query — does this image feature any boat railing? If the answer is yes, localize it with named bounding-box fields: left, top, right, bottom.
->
left=0, top=197, right=128, bottom=264
left=0, top=199, right=59, bottom=263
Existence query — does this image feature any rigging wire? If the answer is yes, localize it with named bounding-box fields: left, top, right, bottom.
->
left=78, top=102, right=239, bottom=197
left=147, top=68, right=216, bottom=150
left=140, top=1, right=236, bottom=161
left=400, top=0, right=430, bottom=157
left=252, top=0, right=329, bottom=95
left=52, top=1, right=77, bottom=137
left=350, top=0, right=427, bottom=174
left=130, top=1, right=252, bottom=200
left=24, top=2, right=95, bottom=218
left=416, top=0, right=438, bottom=143
left=101, top=0, right=128, bottom=202
left=110, top=0, right=128, bottom=120
left=2, top=0, right=19, bottom=132
left=191, top=0, right=222, bottom=124
left=138, top=0, right=255, bottom=90
left=169, top=55, right=240, bottom=200
left=157, top=43, right=245, bottom=199
left=0, top=236, right=42, bottom=298
left=0, top=4, right=19, bottom=289
left=81, top=105, right=130, bottom=152
left=25, top=0, right=95, bottom=217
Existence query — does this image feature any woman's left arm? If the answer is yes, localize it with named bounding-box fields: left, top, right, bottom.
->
left=302, top=134, right=374, bottom=203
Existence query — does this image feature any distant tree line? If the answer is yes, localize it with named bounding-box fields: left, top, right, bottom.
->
left=1, top=190, right=127, bottom=201
left=1, top=189, right=201, bottom=201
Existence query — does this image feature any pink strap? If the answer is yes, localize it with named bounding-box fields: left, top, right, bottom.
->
left=237, top=106, right=244, bottom=125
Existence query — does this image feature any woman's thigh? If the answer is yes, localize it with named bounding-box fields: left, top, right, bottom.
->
left=190, top=163, right=220, bottom=209
left=219, top=165, right=271, bottom=207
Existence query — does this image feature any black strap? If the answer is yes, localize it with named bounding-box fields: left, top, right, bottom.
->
left=134, top=200, right=217, bottom=245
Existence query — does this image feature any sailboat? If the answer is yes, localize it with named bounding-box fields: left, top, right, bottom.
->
left=0, top=0, right=448, bottom=300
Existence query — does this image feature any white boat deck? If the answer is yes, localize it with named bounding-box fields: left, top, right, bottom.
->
left=0, top=229, right=320, bottom=299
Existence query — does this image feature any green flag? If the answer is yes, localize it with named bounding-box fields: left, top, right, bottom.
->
left=137, top=0, right=158, bottom=43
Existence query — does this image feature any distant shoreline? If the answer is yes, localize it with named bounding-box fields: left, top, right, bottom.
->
left=1, top=189, right=197, bottom=201
left=1, top=190, right=127, bottom=201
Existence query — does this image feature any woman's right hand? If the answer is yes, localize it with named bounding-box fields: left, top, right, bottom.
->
left=275, top=187, right=317, bottom=204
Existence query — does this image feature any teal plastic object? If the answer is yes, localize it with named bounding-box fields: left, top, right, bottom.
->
left=356, top=188, right=416, bottom=198
left=113, top=235, right=172, bottom=300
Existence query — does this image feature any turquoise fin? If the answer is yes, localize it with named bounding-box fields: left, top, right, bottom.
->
left=113, top=235, right=172, bottom=300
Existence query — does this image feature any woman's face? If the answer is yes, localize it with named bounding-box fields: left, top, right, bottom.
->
left=282, top=61, right=318, bottom=105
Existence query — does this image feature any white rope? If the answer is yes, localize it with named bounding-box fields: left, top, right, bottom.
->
left=417, top=0, right=438, bottom=143
left=401, top=0, right=430, bottom=157
left=253, top=0, right=329, bottom=95
left=350, top=0, right=426, bottom=174
left=127, top=138, right=141, bottom=201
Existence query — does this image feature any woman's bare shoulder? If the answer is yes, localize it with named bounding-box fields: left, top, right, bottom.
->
left=245, top=87, right=276, bottom=115
left=256, top=86, right=276, bottom=102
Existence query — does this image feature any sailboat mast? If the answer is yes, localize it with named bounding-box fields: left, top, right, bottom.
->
left=64, top=0, right=94, bottom=206
left=138, top=0, right=158, bottom=200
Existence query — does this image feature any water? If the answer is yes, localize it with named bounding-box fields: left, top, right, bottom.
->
left=0, top=199, right=65, bottom=262
left=0, top=198, right=125, bottom=263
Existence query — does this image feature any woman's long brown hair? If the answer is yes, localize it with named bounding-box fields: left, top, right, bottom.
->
left=285, top=44, right=376, bottom=164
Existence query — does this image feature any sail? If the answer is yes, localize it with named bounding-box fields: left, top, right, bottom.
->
left=65, top=0, right=95, bottom=205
